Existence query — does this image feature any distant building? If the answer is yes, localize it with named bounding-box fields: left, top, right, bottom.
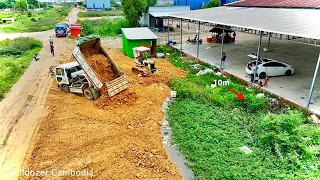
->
left=157, top=0, right=174, bottom=6
left=86, top=0, right=110, bottom=10
left=174, top=0, right=210, bottom=10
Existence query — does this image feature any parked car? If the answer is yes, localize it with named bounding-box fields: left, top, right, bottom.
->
left=245, top=59, right=294, bottom=79
left=55, top=24, right=68, bottom=37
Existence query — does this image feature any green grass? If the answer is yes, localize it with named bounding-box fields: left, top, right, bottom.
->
left=78, top=10, right=123, bottom=17
left=0, top=37, right=42, bottom=100
left=78, top=17, right=131, bottom=37
left=162, top=45, right=320, bottom=179
left=0, top=7, right=71, bottom=33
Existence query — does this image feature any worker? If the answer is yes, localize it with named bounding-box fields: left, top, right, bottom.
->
left=50, top=43, right=54, bottom=56
left=33, top=54, right=39, bottom=61
left=49, top=36, right=53, bottom=45
left=220, top=52, right=226, bottom=70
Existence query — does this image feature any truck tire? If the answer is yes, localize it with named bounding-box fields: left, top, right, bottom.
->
left=62, top=85, right=70, bottom=93
left=84, top=87, right=94, bottom=100
left=91, top=88, right=100, bottom=100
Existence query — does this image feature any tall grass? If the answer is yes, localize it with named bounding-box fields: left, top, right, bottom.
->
left=162, top=45, right=320, bottom=179
left=78, top=10, right=123, bottom=17
left=0, top=37, right=42, bottom=100
left=78, top=17, right=131, bottom=37
left=0, top=6, right=72, bottom=33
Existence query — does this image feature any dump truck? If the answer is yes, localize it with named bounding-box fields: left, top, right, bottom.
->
left=55, top=35, right=128, bottom=100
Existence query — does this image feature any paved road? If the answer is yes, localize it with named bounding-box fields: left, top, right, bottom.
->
left=0, top=8, right=79, bottom=179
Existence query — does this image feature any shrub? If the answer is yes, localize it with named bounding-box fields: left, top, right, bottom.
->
left=0, top=37, right=42, bottom=56
left=27, top=11, right=32, bottom=17
left=79, top=18, right=131, bottom=37
left=257, top=111, right=320, bottom=159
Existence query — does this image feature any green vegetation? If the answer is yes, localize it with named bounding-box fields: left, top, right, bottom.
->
left=0, top=6, right=71, bottom=33
left=78, top=10, right=124, bottom=17
left=158, top=46, right=320, bottom=179
left=79, top=17, right=131, bottom=37
left=0, top=37, right=42, bottom=100
left=122, top=0, right=147, bottom=26
left=111, top=0, right=121, bottom=8
left=203, top=0, right=220, bottom=9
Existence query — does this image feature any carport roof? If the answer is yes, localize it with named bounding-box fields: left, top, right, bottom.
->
left=121, top=28, right=159, bottom=40
left=149, top=6, right=190, bottom=18
left=167, top=6, right=320, bottom=39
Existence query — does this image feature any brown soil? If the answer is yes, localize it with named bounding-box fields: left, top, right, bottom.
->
left=20, top=48, right=186, bottom=179
left=81, top=47, right=116, bottom=82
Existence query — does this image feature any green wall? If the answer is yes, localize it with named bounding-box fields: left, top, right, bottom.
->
left=122, top=31, right=154, bottom=58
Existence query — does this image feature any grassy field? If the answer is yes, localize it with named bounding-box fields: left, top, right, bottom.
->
left=78, top=10, right=123, bottom=17
left=78, top=17, right=131, bottom=37
left=0, top=6, right=71, bottom=33
left=0, top=37, right=42, bottom=100
left=158, top=46, right=320, bottom=179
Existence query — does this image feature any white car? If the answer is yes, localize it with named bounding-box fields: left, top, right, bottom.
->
left=245, top=56, right=294, bottom=79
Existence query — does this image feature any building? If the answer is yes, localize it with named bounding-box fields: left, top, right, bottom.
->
left=121, top=28, right=159, bottom=58
left=221, top=0, right=240, bottom=6
left=227, top=0, right=320, bottom=8
left=86, top=0, right=110, bottom=10
left=157, top=0, right=174, bottom=6
left=174, top=0, right=210, bottom=10
left=148, top=6, right=190, bottom=28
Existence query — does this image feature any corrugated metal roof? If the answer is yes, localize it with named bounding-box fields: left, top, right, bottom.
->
left=121, top=28, right=159, bottom=40
left=228, top=0, right=320, bottom=8
left=149, top=6, right=190, bottom=17
left=167, top=7, right=320, bottom=39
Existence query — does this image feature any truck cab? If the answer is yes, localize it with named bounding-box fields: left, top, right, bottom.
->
left=55, top=24, right=68, bottom=37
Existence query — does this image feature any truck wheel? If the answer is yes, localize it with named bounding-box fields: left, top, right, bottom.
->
left=91, top=88, right=100, bottom=100
left=62, top=85, right=70, bottom=93
left=84, top=88, right=94, bottom=100
left=259, top=72, right=266, bottom=79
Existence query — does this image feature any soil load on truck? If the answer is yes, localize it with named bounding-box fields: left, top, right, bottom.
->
left=74, top=36, right=128, bottom=97
left=81, top=47, right=116, bottom=82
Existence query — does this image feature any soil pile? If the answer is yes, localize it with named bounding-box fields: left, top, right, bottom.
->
left=81, top=47, right=115, bottom=82
left=21, top=49, right=186, bottom=179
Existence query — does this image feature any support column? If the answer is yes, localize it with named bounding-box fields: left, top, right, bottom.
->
left=267, top=33, right=271, bottom=50
left=306, top=54, right=320, bottom=109
left=196, top=21, right=200, bottom=59
left=167, top=18, right=170, bottom=44
left=221, top=29, right=225, bottom=56
left=253, top=32, right=263, bottom=85
left=180, top=19, right=183, bottom=50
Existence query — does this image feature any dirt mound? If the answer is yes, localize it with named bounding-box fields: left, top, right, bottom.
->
left=21, top=49, right=185, bottom=179
left=81, top=47, right=115, bottom=82
left=95, top=89, right=138, bottom=110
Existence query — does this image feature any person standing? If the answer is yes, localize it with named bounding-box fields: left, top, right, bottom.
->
left=49, top=36, right=53, bottom=45
left=221, top=52, right=226, bottom=70
left=50, top=43, right=54, bottom=56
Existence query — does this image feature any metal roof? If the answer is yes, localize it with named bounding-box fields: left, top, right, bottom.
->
left=121, top=28, right=159, bottom=40
left=149, top=6, right=190, bottom=17
left=228, top=0, right=320, bottom=8
left=168, top=6, right=320, bottom=39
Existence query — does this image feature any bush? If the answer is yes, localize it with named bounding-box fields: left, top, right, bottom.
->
left=78, top=10, right=124, bottom=17
left=27, top=11, right=32, bottom=17
left=79, top=17, right=131, bottom=37
left=0, top=37, right=42, bottom=56
left=0, top=37, right=42, bottom=99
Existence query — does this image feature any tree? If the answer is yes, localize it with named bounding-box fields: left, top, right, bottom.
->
left=111, top=0, right=121, bottom=8
left=122, top=0, right=147, bottom=26
left=203, top=0, right=220, bottom=9
left=13, top=0, right=27, bottom=10
left=146, top=0, right=157, bottom=6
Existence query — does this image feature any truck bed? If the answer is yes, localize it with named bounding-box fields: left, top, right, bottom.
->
left=73, top=37, right=128, bottom=97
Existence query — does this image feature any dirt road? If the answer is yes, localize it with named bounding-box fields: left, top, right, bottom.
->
left=0, top=8, right=79, bottom=179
